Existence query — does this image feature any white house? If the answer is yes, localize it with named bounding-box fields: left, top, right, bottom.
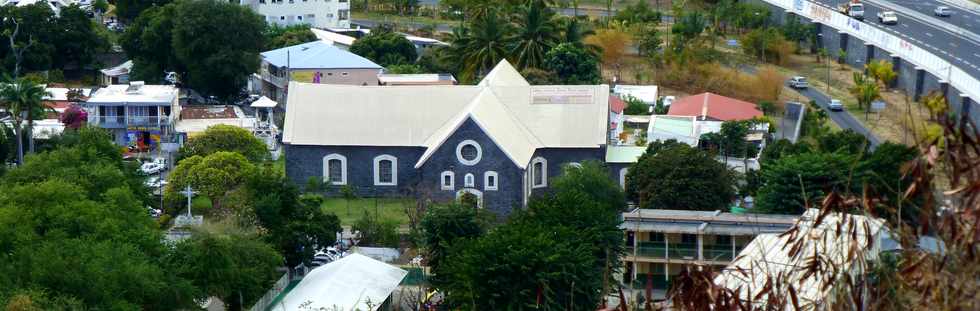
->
left=239, top=0, right=350, bottom=29
left=613, top=85, right=659, bottom=105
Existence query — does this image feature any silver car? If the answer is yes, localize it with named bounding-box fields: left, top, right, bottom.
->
left=935, top=6, right=952, bottom=17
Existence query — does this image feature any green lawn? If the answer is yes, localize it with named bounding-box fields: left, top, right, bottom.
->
left=321, top=197, right=411, bottom=226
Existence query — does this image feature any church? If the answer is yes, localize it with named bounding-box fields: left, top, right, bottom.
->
left=283, top=60, right=629, bottom=215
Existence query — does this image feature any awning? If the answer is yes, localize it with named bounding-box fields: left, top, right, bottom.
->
left=250, top=96, right=278, bottom=108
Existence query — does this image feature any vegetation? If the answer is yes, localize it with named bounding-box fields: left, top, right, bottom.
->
left=626, top=140, right=736, bottom=210
left=0, top=78, right=50, bottom=165
left=420, top=204, right=489, bottom=286
left=0, top=4, right=110, bottom=76
left=122, top=0, right=266, bottom=100
left=264, top=24, right=318, bottom=50
left=178, top=124, right=270, bottom=163
left=350, top=26, right=418, bottom=66
left=166, top=151, right=257, bottom=212
left=543, top=43, right=601, bottom=84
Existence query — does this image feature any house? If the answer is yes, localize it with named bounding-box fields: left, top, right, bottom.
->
left=667, top=92, right=763, bottom=122
left=310, top=28, right=356, bottom=50
left=646, top=115, right=698, bottom=147
left=378, top=74, right=457, bottom=86
left=239, top=0, right=350, bottom=29
left=621, top=209, right=797, bottom=296
left=100, top=60, right=132, bottom=86
left=609, top=95, right=626, bottom=143
left=3, top=0, right=73, bottom=15
left=83, top=82, right=178, bottom=150
left=258, top=41, right=382, bottom=104
left=173, top=105, right=257, bottom=145
left=714, top=209, right=893, bottom=309
left=283, top=60, right=610, bottom=215
left=267, top=254, right=407, bottom=311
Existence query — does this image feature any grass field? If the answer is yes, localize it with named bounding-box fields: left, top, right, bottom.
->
left=321, top=197, right=412, bottom=226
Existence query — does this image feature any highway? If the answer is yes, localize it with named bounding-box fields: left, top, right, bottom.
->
left=810, top=0, right=980, bottom=79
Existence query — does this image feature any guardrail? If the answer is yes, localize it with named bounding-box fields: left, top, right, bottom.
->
left=763, top=0, right=980, bottom=108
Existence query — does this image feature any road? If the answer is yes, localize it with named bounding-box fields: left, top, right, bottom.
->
left=791, top=85, right=883, bottom=148
left=809, top=0, right=980, bottom=78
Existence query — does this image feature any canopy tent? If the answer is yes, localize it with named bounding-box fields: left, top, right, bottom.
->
left=269, top=253, right=407, bottom=311
left=250, top=96, right=278, bottom=108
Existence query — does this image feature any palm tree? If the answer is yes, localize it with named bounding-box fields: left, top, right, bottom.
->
left=560, top=17, right=596, bottom=50
left=510, top=0, right=559, bottom=70
left=454, top=9, right=513, bottom=81
left=0, top=77, right=51, bottom=165
left=849, top=73, right=881, bottom=119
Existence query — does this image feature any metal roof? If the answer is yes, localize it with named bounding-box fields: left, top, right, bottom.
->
left=605, top=146, right=647, bottom=163
left=620, top=209, right=797, bottom=235
left=261, top=41, right=381, bottom=70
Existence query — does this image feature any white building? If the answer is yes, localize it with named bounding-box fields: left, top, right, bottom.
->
left=240, top=0, right=350, bottom=29
left=84, top=82, right=178, bottom=149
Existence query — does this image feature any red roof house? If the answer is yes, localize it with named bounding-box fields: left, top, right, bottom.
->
left=609, top=94, right=626, bottom=114
left=667, top=92, right=762, bottom=121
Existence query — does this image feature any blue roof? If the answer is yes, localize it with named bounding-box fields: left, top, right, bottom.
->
left=260, top=41, right=382, bottom=70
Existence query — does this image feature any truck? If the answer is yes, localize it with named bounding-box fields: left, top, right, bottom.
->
left=838, top=0, right=865, bottom=20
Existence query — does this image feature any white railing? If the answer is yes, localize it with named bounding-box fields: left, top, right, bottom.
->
left=763, top=0, right=980, bottom=106
left=249, top=272, right=291, bottom=311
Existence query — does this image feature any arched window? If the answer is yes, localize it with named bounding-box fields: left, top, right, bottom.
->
left=531, top=157, right=547, bottom=188
left=373, top=155, right=397, bottom=186
left=619, top=167, right=629, bottom=190
left=440, top=171, right=455, bottom=191
left=322, top=154, right=347, bottom=185
left=464, top=173, right=475, bottom=187
left=484, top=171, right=499, bottom=191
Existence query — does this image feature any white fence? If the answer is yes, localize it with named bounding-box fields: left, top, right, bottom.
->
left=249, top=272, right=291, bottom=311
left=764, top=0, right=980, bottom=105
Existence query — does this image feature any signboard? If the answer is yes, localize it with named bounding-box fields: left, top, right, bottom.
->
left=727, top=39, right=739, bottom=47
left=531, top=87, right=594, bottom=104
left=871, top=100, right=886, bottom=111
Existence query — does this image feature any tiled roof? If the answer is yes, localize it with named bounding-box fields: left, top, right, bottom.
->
left=609, top=95, right=626, bottom=113
left=667, top=92, right=762, bottom=121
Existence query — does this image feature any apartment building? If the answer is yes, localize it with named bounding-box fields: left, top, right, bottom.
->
left=621, top=209, right=796, bottom=291
left=84, top=82, right=178, bottom=151
left=240, top=0, right=350, bottom=29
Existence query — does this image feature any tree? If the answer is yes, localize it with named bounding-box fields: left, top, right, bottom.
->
left=53, top=5, right=110, bottom=70
left=123, top=0, right=266, bottom=100
left=114, top=0, right=172, bottom=21
left=349, top=27, right=417, bottom=67
left=626, top=140, right=736, bottom=210
left=0, top=4, right=57, bottom=75
left=264, top=24, right=317, bottom=50
left=558, top=17, right=595, bottom=51
left=586, top=25, right=631, bottom=73
left=510, top=0, right=559, bottom=70
left=849, top=72, right=882, bottom=113
left=520, top=67, right=557, bottom=84
left=755, top=152, right=853, bottom=214
left=386, top=64, right=424, bottom=74
left=614, top=0, right=661, bottom=24
left=449, top=10, right=512, bottom=81
left=165, top=229, right=283, bottom=310
left=759, top=138, right=812, bottom=165
left=248, top=168, right=341, bottom=267
left=543, top=42, right=601, bottom=84
left=59, top=103, right=88, bottom=130
left=166, top=151, right=257, bottom=212
left=671, top=11, right=707, bottom=49
left=177, top=124, right=270, bottom=163
left=420, top=204, right=487, bottom=286
left=0, top=77, right=51, bottom=164
left=866, top=59, right=897, bottom=89
left=622, top=94, right=649, bottom=115
left=636, top=23, right=663, bottom=58
left=352, top=211, right=400, bottom=247
left=780, top=14, right=814, bottom=52
left=817, top=129, right=870, bottom=155
left=551, top=160, right=626, bottom=212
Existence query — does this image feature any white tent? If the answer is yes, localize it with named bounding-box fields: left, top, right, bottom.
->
left=269, top=253, right=407, bottom=311
left=250, top=96, right=278, bottom=108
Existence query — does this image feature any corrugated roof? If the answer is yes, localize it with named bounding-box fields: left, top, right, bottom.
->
left=269, top=253, right=407, bottom=311
left=647, top=115, right=698, bottom=146
left=605, top=146, right=647, bottom=163
left=87, top=84, right=177, bottom=104
left=261, top=41, right=381, bottom=70
left=609, top=95, right=626, bottom=113
left=100, top=60, right=132, bottom=77
left=283, top=60, right=609, bottom=164
left=667, top=92, right=762, bottom=121
left=310, top=28, right=357, bottom=46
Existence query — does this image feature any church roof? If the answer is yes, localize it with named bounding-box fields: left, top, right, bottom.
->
left=283, top=60, right=610, bottom=168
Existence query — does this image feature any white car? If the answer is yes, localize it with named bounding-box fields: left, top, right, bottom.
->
left=789, top=76, right=809, bottom=89
left=877, top=11, right=898, bottom=25
left=145, top=176, right=169, bottom=189
left=662, top=96, right=675, bottom=107
left=829, top=99, right=844, bottom=111
left=140, top=158, right=167, bottom=175
left=934, top=6, right=952, bottom=17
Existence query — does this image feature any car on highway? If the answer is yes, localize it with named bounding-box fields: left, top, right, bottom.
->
left=788, top=76, right=809, bottom=89
left=877, top=11, right=898, bottom=25
left=829, top=99, right=844, bottom=111
left=934, top=6, right=952, bottom=17
left=838, top=1, right=865, bottom=20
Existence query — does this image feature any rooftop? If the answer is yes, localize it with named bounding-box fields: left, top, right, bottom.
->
left=648, top=115, right=698, bottom=146
left=613, top=85, right=659, bottom=104
left=86, top=83, right=177, bottom=104
left=261, top=41, right=382, bottom=70
left=667, top=92, right=762, bottom=121
left=605, top=145, right=647, bottom=163
left=378, top=73, right=457, bottom=85
left=621, top=209, right=798, bottom=236
left=100, top=60, right=132, bottom=77
left=269, top=253, right=407, bottom=311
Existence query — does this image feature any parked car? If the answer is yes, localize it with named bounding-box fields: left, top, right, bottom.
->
left=145, top=176, right=169, bottom=189
left=877, top=11, right=898, bottom=25
left=140, top=158, right=167, bottom=175
left=662, top=95, right=676, bottom=107
left=788, top=76, right=809, bottom=89
left=829, top=99, right=844, bottom=111
left=935, top=6, right=952, bottom=17
left=147, top=206, right=163, bottom=218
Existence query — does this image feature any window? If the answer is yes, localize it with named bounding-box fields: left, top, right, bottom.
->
left=338, top=9, right=349, bottom=20
left=341, top=72, right=349, bottom=76
left=681, top=234, right=697, bottom=245
left=322, top=154, right=347, bottom=185
left=279, top=16, right=285, bottom=20
left=484, top=171, right=498, bottom=191
left=440, top=171, right=454, bottom=190
left=373, top=155, right=397, bottom=186
left=297, top=15, right=302, bottom=20
left=464, top=173, right=475, bottom=187
left=650, top=232, right=665, bottom=242
left=456, top=140, right=482, bottom=165
left=619, top=168, right=629, bottom=190
left=715, top=235, right=731, bottom=246
left=531, top=157, right=547, bottom=188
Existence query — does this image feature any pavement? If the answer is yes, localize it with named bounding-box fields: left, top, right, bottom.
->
left=809, top=0, right=980, bottom=78
left=790, top=85, right=883, bottom=148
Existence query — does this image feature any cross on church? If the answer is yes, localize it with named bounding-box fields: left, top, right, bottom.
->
left=179, top=185, right=196, bottom=218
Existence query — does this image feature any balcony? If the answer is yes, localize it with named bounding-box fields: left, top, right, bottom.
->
left=631, top=274, right=671, bottom=290
left=91, top=116, right=168, bottom=128
left=703, top=246, right=734, bottom=262
left=667, top=243, right=698, bottom=259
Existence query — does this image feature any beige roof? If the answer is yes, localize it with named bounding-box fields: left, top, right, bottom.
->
left=283, top=60, right=610, bottom=168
